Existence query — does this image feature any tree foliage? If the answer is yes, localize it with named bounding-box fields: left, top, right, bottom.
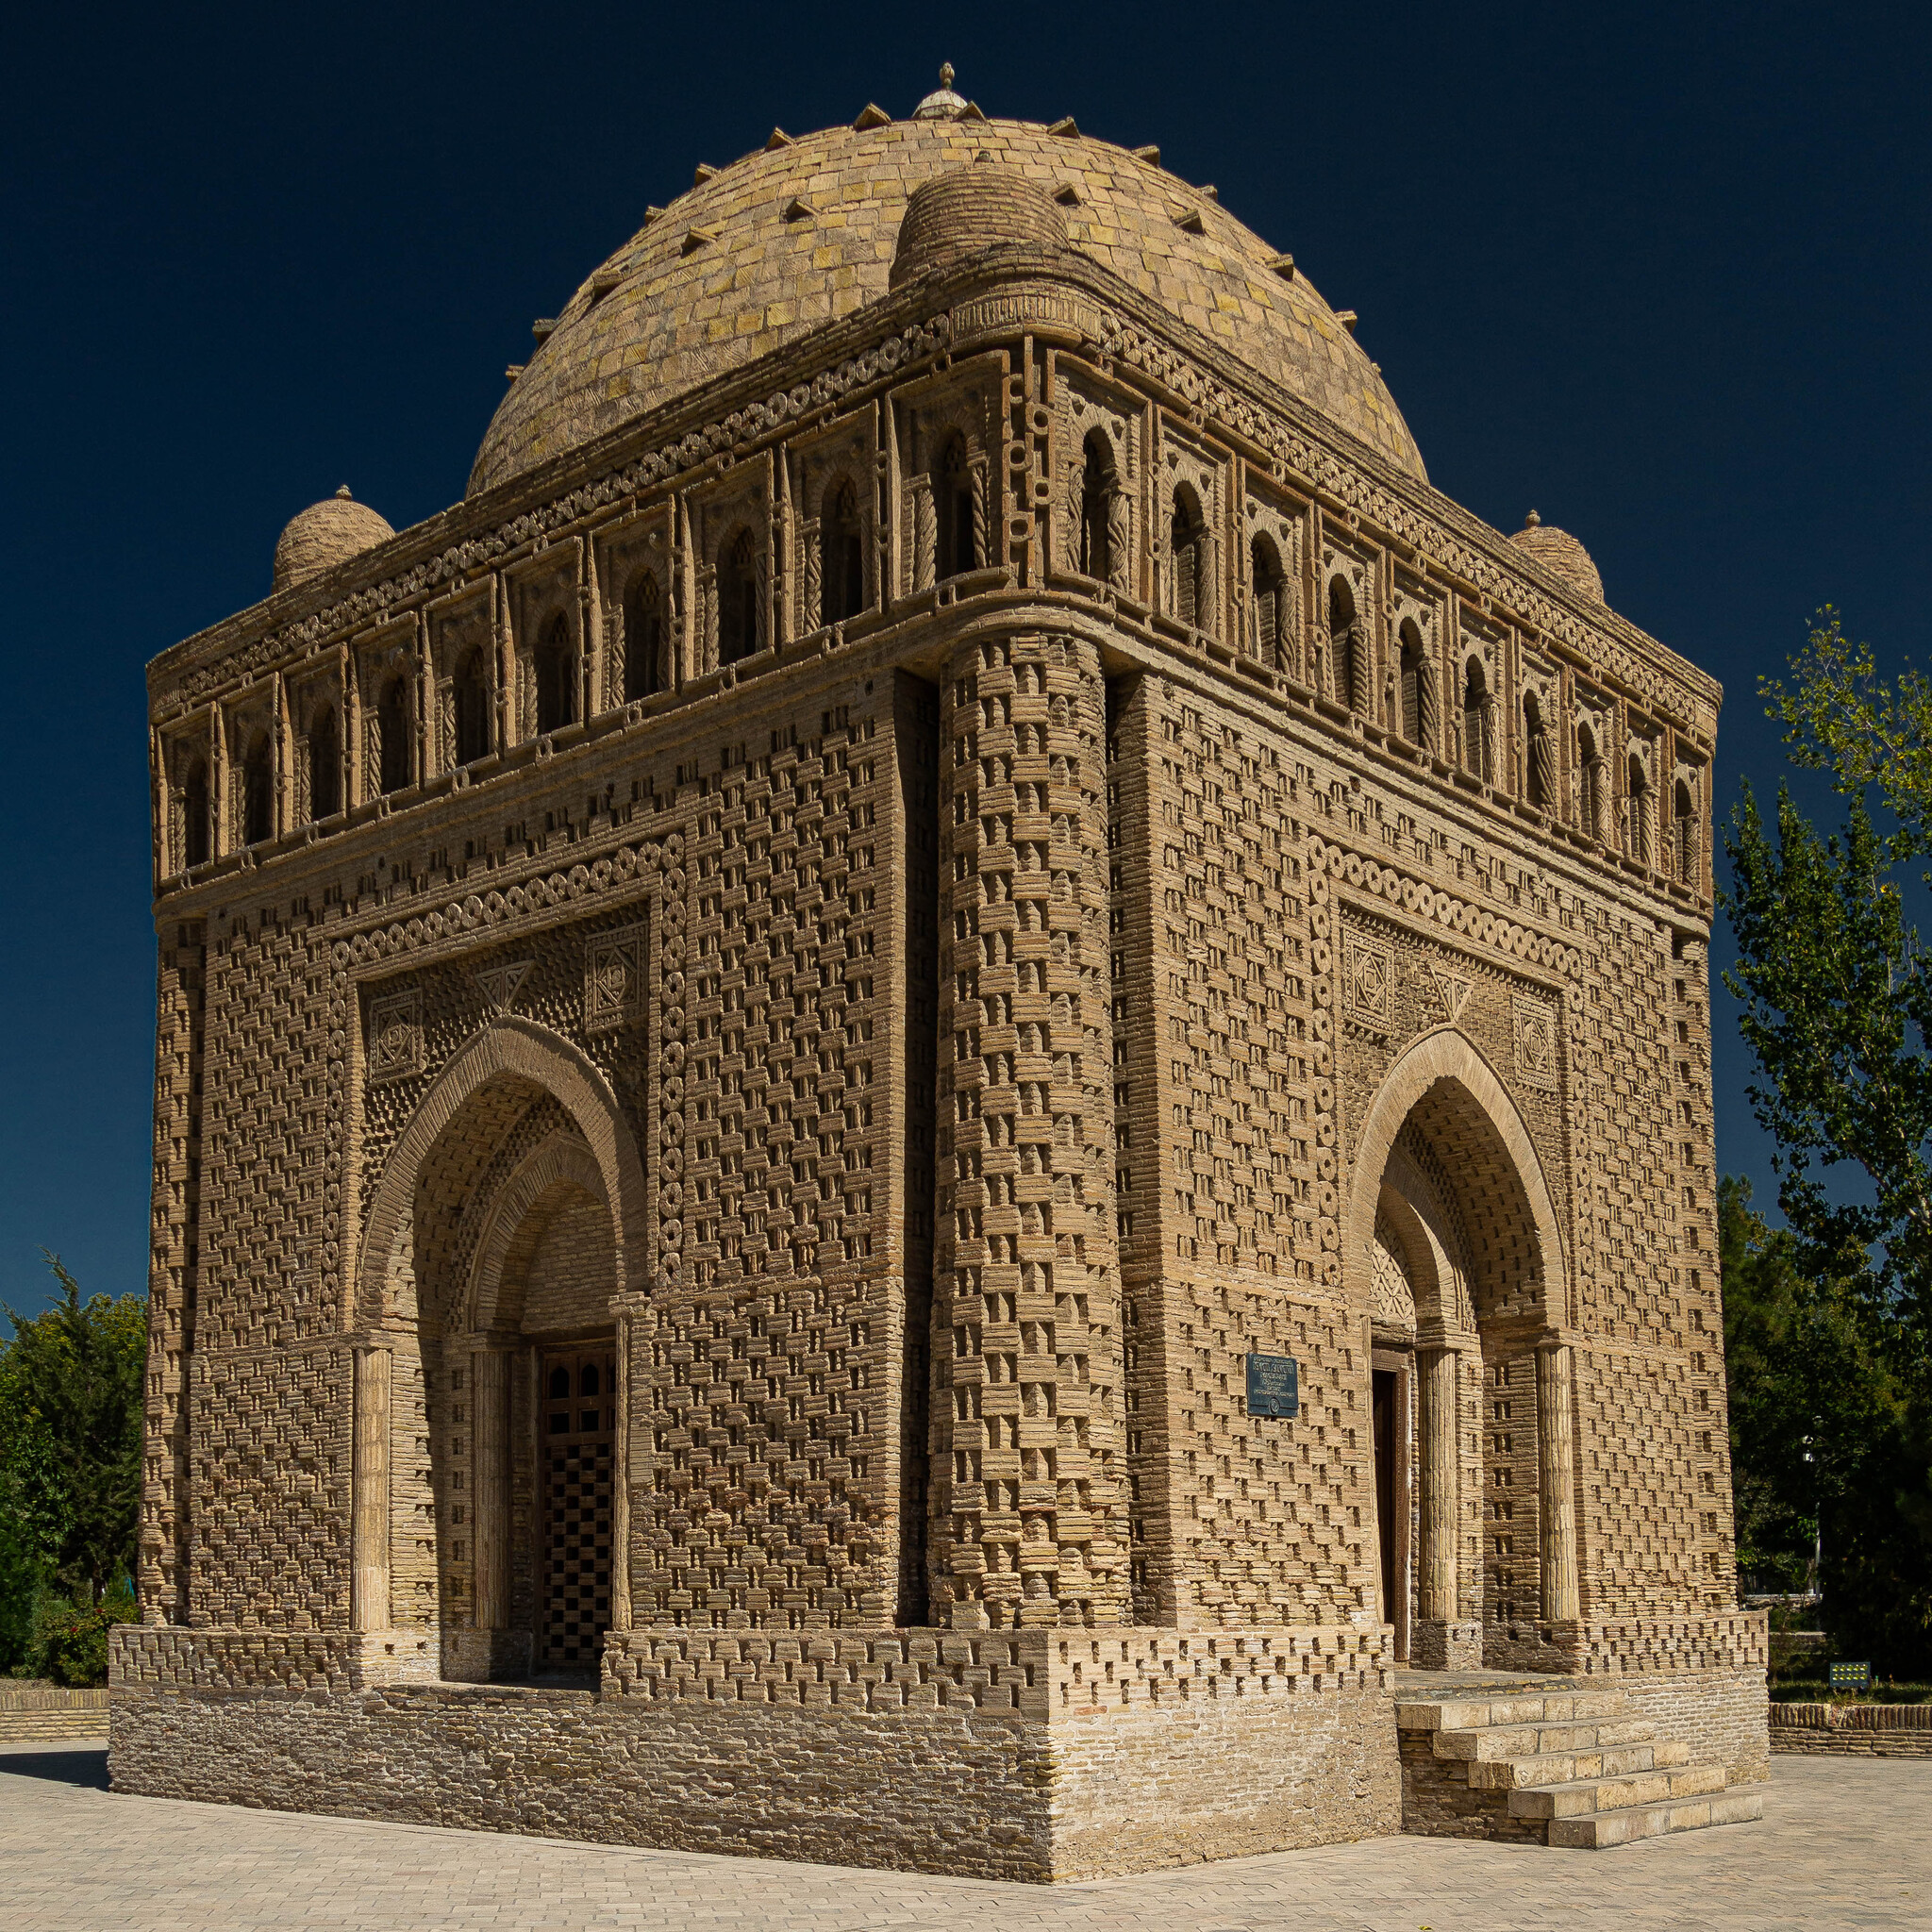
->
left=0, top=1257, right=146, bottom=1674
left=1723, top=610, right=1932, bottom=1672
left=1719, top=1175, right=1931, bottom=1667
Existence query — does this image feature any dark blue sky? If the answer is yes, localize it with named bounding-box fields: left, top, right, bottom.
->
left=3, top=3, right=1926, bottom=1318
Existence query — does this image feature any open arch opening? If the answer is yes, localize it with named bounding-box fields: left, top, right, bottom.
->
left=181, top=757, right=210, bottom=870
left=308, top=705, right=341, bottom=821
left=820, top=477, right=865, bottom=625
left=454, top=646, right=492, bottom=765
left=934, top=436, right=977, bottom=581
left=1078, top=429, right=1121, bottom=586
left=377, top=675, right=412, bottom=794
left=622, top=571, right=664, bottom=703
left=1347, top=1029, right=1577, bottom=1669
left=241, top=730, right=274, bottom=846
left=718, top=527, right=760, bottom=664
left=1250, top=533, right=1286, bottom=666
left=535, top=614, right=576, bottom=736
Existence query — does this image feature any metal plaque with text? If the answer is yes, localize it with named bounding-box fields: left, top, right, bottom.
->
left=1245, top=1352, right=1300, bottom=1419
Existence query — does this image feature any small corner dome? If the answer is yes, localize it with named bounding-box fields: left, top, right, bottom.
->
left=273, top=486, right=395, bottom=593
left=1508, top=510, right=1603, bottom=606
left=890, top=161, right=1069, bottom=290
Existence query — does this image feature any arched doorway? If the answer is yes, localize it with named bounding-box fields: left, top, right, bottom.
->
left=349, top=1018, right=647, bottom=1685
left=1346, top=1028, right=1578, bottom=1671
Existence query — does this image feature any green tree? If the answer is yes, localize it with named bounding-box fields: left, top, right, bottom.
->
left=0, top=1257, right=147, bottom=1671
left=1724, top=610, right=1932, bottom=1671
left=1719, top=1175, right=1914, bottom=1602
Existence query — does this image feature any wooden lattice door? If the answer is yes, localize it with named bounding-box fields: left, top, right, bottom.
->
left=538, top=1343, right=616, bottom=1673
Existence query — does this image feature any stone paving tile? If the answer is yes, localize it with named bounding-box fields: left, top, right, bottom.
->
left=2, top=1740, right=1926, bottom=1931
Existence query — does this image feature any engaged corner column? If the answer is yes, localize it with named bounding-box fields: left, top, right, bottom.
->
left=928, top=630, right=1127, bottom=1632
left=1417, top=1345, right=1458, bottom=1626
left=350, top=1343, right=392, bottom=1633
left=1535, top=1339, right=1580, bottom=1624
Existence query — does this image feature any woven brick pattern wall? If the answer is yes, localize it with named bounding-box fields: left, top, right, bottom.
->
left=187, top=1341, right=352, bottom=1628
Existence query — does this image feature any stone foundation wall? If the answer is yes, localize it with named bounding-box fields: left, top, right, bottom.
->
left=111, top=1680, right=1053, bottom=1879
left=1398, top=1728, right=1543, bottom=1842
left=1053, top=1682, right=1398, bottom=1873
left=1613, top=1667, right=1770, bottom=1784
left=109, top=1623, right=1396, bottom=1879
left=1771, top=1703, right=1932, bottom=1758
left=0, top=1684, right=109, bottom=1740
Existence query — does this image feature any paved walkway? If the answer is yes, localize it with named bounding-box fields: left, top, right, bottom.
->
left=3, top=1739, right=1925, bottom=1930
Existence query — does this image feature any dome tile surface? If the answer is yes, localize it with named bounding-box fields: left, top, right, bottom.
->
left=469, top=116, right=1424, bottom=497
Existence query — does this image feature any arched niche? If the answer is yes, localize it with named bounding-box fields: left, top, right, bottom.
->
left=1344, top=1025, right=1579, bottom=1671
left=348, top=1017, right=648, bottom=1684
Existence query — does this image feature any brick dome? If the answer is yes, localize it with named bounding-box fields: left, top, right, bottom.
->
left=273, top=487, right=395, bottom=592
left=468, top=110, right=1424, bottom=497
left=1508, top=511, right=1604, bottom=605
left=889, top=162, right=1069, bottom=289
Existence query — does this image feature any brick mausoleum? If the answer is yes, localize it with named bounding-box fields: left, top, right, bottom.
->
left=110, top=74, right=1768, bottom=1875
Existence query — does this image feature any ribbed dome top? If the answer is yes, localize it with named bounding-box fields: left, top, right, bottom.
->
left=1508, top=511, right=1604, bottom=605
left=468, top=112, right=1424, bottom=497
left=890, top=162, right=1069, bottom=288
left=273, top=487, right=395, bottom=592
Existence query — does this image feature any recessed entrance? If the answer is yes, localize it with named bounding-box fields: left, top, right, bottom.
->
left=538, top=1341, right=616, bottom=1674
left=1348, top=1033, right=1583, bottom=1671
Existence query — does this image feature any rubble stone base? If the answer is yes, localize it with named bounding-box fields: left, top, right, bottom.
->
left=108, top=1623, right=1401, bottom=1881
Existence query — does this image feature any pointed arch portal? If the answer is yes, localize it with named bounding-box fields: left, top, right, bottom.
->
left=349, top=1016, right=648, bottom=1682
left=1344, top=1027, right=1580, bottom=1667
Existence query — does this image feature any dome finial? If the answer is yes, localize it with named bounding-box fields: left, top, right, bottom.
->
left=336, top=484, right=354, bottom=500
left=914, top=64, right=969, bottom=119
left=1524, top=508, right=1541, bottom=526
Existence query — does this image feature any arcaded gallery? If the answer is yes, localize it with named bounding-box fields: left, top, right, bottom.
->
left=111, top=77, right=1767, bottom=1874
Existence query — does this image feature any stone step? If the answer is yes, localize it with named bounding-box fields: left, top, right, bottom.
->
left=1545, top=1787, right=1764, bottom=1849
left=1467, top=1742, right=1658, bottom=1791
left=1508, top=1760, right=1727, bottom=1820
left=1395, top=1690, right=1629, bottom=1733
left=1434, top=1717, right=1656, bottom=1761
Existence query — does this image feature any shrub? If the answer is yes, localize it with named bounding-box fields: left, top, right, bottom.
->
left=31, top=1583, right=136, bottom=1687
